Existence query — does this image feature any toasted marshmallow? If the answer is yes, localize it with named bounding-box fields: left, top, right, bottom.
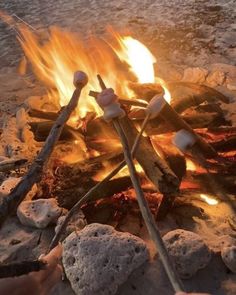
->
left=145, top=94, right=166, bottom=119
left=73, top=71, right=88, bottom=87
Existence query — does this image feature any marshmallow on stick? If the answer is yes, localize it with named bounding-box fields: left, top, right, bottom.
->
left=95, top=77, right=184, bottom=293
left=145, top=94, right=218, bottom=158
left=97, top=88, right=125, bottom=121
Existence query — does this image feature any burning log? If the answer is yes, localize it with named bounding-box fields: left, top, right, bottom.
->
left=0, top=71, right=88, bottom=227
left=128, top=82, right=162, bottom=100
left=168, top=82, right=229, bottom=114
left=28, top=109, right=59, bottom=121
left=29, top=121, right=78, bottom=142
left=129, top=81, right=229, bottom=114
left=57, top=176, right=132, bottom=209
left=132, top=111, right=228, bottom=136
left=119, top=115, right=179, bottom=194
left=211, top=136, right=236, bottom=152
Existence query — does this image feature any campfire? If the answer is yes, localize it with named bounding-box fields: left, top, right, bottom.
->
left=0, top=11, right=236, bottom=295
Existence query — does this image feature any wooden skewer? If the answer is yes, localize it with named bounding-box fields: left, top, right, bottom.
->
left=149, top=94, right=218, bottom=158
left=96, top=75, right=184, bottom=293
left=0, top=71, right=88, bottom=227
left=173, top=129, right=236, bottom=212
left=51, top=76, right=184, bottom=292
left=49, top=114, right=150, bottom=250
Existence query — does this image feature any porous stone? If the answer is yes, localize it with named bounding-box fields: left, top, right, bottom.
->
left=17, top=198, right=63, bottom=229
left=55, top=209, right=87, bottom=240
left=227, top=83, right=236, bottom=91
left=62, top=223, right=149, bottom=295
left=206, top=70, right=225, bottom=87
left=0, top=177, right=21, bottom=196
left=182, top=67, right=208, bottom=84
left=0, top=177, right=37, bottom=201
left=163, top=229, right=211, bottom=278
left=221, top=246, right=236, bottom=273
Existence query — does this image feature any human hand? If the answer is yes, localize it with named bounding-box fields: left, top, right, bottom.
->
left=0, top=245, right=62, bottom=295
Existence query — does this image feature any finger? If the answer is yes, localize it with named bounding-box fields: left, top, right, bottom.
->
left=37, top=244, right=63, bottom=281
left=0, top=275, right=38, bottom=295
left=40, top=244, right=62, bottom=264
left=40, top=265, right=63, bottom=295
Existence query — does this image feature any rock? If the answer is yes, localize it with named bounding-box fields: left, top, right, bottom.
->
left=206, top=70, right=225, bottom=87
left=221, top=246, right=236, bottom=273
left=182, top=67, right=208, bottom=84
left=163, top=229, right=211, bottom=278
left=218, top=235, right=236, bottom=249
left=62, top=223, right=149, bottom=295
left=0, top=177, right=21, bottom=196
left=0, top=177, right=37, bottom=201
left=55, top=210, right=87, bottom=240
left=25, top=95, right=59, bottom=111
left=227, top=83, right=236, bottom=91
left=17, top=198, right=63, bottom=229
left=209, top=63, right=236, bottom=79
left=0, top=117, right=37, bottom=159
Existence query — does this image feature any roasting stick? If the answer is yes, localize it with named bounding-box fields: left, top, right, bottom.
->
left=97, top=75, right=184, bottom=293
left=173, top=130, right=232, bottom=205
left=49, top=110, right=150, bottom=250
left=0, top=71, right=88, bottom=227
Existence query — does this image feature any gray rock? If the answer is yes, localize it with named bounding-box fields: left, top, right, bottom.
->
left=17, top=198, right=63, bottom=229
left=0, top=177, right=37, bottom=201
left=55, top=210, right=87, bottom=240
left=182, top=67, right=208, bottom=84
left=206, top=70, right=225, bottom=87
left=163, top=229, right=211, bottom=278
left=221, top=246, right=236, bottom=273
left=62, top=223, right=149, bottom=295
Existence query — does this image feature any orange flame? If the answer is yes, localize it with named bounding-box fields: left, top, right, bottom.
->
left=0, top=11, right=172, bottom=119
left=112, top=35, right=156, bottom=83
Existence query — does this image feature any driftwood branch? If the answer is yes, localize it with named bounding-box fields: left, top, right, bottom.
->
left=0, top=87, right=84, bottom=227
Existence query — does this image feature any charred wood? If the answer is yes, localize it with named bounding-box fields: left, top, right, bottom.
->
left=56, top=176, right=132, bottom=209
left=118, top=115, right=180, bottom=195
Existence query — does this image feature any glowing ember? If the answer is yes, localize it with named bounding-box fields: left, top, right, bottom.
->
left=93, top=161, right=144, bottom=182
left=200, top=193, right=219, bottom=205
left=186, top=159, right=197, bottom=171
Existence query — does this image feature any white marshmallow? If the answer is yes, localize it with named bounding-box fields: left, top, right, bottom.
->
left=97, top=89, right=125, bottom=121
left=172, top=129, right=196, bottom=152
left=103, top=103, right=125, bottom=122
left=145, top=95, right=166, bottom=119
left=97, top=88, right=117, bottom=107
left=73, top=71, right=88, bottom=87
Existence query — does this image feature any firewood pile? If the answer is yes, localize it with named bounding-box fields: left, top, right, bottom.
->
left=0, top=72, right=235, bottom=286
